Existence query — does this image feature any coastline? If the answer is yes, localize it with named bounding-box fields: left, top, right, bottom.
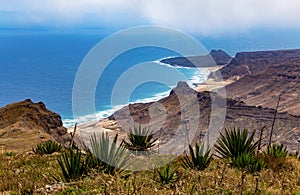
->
left=64, top=59, right=218, bottom=128
left=194, top=79, right=233, bottom=92
left=193, top=65, right=233, bottom=92
left=68, top=65, right=232, bottom=139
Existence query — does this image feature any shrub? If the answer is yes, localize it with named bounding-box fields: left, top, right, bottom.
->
left=122, top=126, right=157, bottom=152
left=57, top=149, right=87, bottom=182
left=89, top=132, right=130, bottom=175
left=215, top=128, right=257, bottom=160
left=182, top=143, right=212, bottom=171
left=157, top=164, right=178, bottom=185
left=33, top=140, right=63, bottom=155
left=266, top=143, right=288, bottom=158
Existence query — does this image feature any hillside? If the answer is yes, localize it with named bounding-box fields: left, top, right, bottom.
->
left=212, top=49, right=300, bottom=80
left=210, top=49, right=300, bottom=116
left=100, top=82, right=300, bottom=152
left=0, top=99, right=70, bottom=151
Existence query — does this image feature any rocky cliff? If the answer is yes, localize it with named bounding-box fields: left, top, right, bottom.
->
left=0, top=99, right=70, bottom=151
left=160, top=49, right=232, bottom=67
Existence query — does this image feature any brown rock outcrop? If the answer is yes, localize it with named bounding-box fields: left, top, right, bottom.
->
left=0, top=99, right=70, bottom=151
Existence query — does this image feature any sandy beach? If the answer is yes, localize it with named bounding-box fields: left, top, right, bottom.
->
left=194, top=65, right=233, bottom=92
left=194, top=79, right=233, bottom=92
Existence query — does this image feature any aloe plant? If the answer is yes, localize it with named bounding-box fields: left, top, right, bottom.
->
left=123, top=126, right=157, bottom=152
left=89, top=132, right=130, bottom=175
left=33, top=140, right=63, bottom=155
left=215, top=128, right=258, bottom=160
left=57, top=149, right=86, bottom=182
left=182, top=143, right=212, bottom=171
left=157, top=164, right=178, bottom=185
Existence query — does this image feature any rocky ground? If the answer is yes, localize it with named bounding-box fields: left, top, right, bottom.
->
left=99, top=82, right=300, bottom=152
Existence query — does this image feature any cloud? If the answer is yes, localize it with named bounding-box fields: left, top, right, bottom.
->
left=140, top=0, right=300, bottom=34
left=1, top=0, right=300, bottom=34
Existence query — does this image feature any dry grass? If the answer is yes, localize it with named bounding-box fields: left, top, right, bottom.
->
left=0, top=150, right=299, bottom=194
left=0, top=151, right=60, bottom=194
left=0, top=126, right=54, bottom=153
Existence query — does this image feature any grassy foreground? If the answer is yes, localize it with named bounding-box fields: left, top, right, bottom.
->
left=0, top=150, right=299, bottom=194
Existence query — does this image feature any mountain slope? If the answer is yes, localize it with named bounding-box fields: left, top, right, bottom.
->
left=101, top=82, right=300, bottom=152
left=215, top=49, right=300, bottom=80
left=0, top=99, right=70, bottom=151
left=210, top=49, right=300, bottom=116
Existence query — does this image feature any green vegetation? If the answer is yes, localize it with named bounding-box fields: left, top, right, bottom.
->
left=56, top=149, right=86, bottom=182
left=157, top=164, right=178, bottom=185
left=215, top=128, right=267, bottom=193
left=122, top=126, right=157, bottom=152
left=5, top=151, right=16, bottom=156
left=266, top=143, right=288, bottom=158
left=215, top=128, right=257, bottom=160
left=0, top=128, right=299, bottom=194
left=33, top=140, right=63, bottom=155
left=232, top=151, right=266, bottom=174
left=88, top=132, right=130, bottom=175
left=182, top=143, right=212, bottom=171
left=56, top=132, right=130, bottom=182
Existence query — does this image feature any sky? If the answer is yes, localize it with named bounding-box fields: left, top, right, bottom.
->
left=1, top=0, right=300, bottom=36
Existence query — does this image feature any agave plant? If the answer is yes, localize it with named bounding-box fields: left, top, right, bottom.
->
left=33, top=140, right=63, bottom=155
left=123, top=126, right=157, bottom=152
left=89, top=132, right=130, bottom=175
left=57, top=149, right=87, bottom=182
left=232, top=151, right=266, bottom=173
left=157, top=164, right=178, bottom=185
left=215, top=128, right=258, bottom=160
left=266, top=143, right=288, bottom=158
left=182, top=143, right=212, bottom=171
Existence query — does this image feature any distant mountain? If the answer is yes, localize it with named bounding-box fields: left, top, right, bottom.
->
left=210, top=49, right=300, bottom=116
left=0, top=99, right=70, bottom=151
left=160, top=49, right=232, bottom=67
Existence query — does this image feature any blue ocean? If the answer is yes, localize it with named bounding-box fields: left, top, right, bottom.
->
left=0, top=31, right=211, bottom=127
left=1, top=29, right=298, bottom=126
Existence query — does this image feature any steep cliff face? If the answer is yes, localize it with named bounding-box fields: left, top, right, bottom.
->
left=0, top=99, right=70, bottom=151
left=105, top=82, right=300, bottom=152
